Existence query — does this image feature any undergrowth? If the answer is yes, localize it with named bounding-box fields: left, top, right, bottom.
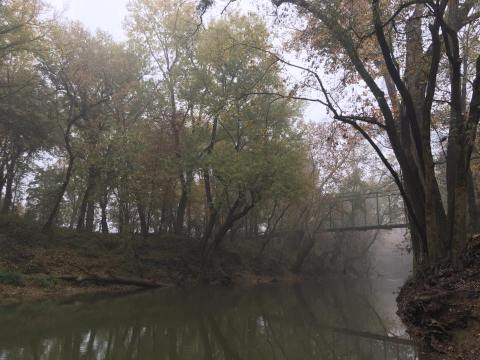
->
left=0, top=272, right=25, bottom=287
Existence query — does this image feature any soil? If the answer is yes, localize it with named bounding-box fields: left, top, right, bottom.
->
left=397, top=235, right=480, bottom=360
left=0, top=227, right=302, bottom=306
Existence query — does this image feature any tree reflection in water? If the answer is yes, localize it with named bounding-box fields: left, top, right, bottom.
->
left=0, top=279, right=417, bottom=360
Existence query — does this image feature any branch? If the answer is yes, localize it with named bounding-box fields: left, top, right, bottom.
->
left=423, top=19, right=443, bottom=135
left=244, top=91, right=387, bottom=128
left=232, top=42, right=341, bottom=114
left=335, top=115, right=386, bottom=129
left=242, top=91, right=329, bottom=108
left=359, top=0, right=430, bottom=41
left=221, top=0, right=237, bottom=14
left=463, top=11, right=480, bottom=26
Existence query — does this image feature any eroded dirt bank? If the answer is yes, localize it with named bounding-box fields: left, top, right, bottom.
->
left=397, top=236, right=480, bottom=360
left=0, top=221, right=304, bottom=305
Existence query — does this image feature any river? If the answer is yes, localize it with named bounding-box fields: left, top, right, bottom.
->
left=0, top=229, right=417, bottom=359
left=0, top=278, right=416, bottom=359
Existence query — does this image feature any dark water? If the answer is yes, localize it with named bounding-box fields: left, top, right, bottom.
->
left=0, top=278, right=417, bottom=360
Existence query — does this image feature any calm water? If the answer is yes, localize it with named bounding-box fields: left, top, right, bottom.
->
left=0, top=278, right=417, bottom=360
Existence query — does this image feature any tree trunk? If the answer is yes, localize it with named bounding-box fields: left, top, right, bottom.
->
left=43, top=156, right=75, bottom=233
left=187, top=199, right=192, bottom=237
left=77, top=196, right=87, bottom=231
left=0, top=161, right=6, bottom=205
left=201, top=170, right=218, bottom=253
left=118, top=199, right=132, bottom=234
left=137, top=202, right=148, bottom=237
left=465, top=57, right=480, bottom=236
left=1, top=158, right=16, bottom=214
left=77, top=166, right=98, bottom=231
left=159, top=203, right=167, bottom=234
left=174, top=172, right=191, bottom=235
left=68, top=197, right=79, bottom=230
left=118, top=202, right=124, bottom=234
left=85, top=200, right=95, bottom=232
left=291, top=231, right=314, bottom=274
left=99, top=198, right=109, bottom=234
left=211, top=194, right=255, bottom=250
left=445, top=22, right=470, bottom=268
left=467, top=169, right=480, bottom=233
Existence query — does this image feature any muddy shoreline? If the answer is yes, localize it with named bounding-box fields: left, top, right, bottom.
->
left=0, top=228, right=306, bottom=306
left=0, top=272, right=306, bottom=306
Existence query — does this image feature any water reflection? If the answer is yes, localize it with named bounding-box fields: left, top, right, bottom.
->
left=0, top=279, right=417, bottom=359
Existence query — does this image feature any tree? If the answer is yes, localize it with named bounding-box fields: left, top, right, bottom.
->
left=127, top=0, right=200, bottom=235
left=201, top=0, right=480, bottom=273
left=0, top=0, right=53, bottom=214
left=39, top=24, right=118, bottom=232
left=0, top=48, right=54, bottom=214
left=0, top=0, right=46, bottom=59
left=194, top=15, right=308, bottom=252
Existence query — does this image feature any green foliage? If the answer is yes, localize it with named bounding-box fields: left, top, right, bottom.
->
left=0, top=0, right=44, bottom=57
left=0, top=272, right=25, bottom=287
left=31, top=275, right=58, bottom=289
left=0, top=0, right=314, bottom=249
left=194, top=15, right=309, bottom=217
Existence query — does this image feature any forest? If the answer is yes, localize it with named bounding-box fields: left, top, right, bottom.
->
left=0, top=0, right=389, bottom=266
left=0, top=0, right=479, bottom=359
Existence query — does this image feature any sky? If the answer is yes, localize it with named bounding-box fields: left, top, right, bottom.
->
left=46, top=0, right=129, bottom=40
left=44, top=0, right=325, bottom=122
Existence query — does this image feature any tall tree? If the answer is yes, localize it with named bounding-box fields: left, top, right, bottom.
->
left=127, top=0, right=200, bottom=235
left=39, top=24, right=116, bottom=232
left=194, top=15, right=308, bottom=252
left=201, top=0, right=480, bottom=272
left=0, top=48, right=53, bottom=214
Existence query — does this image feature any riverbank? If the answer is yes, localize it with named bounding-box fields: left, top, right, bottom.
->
left=0, top=217, right=306, bottom=305
left=397, top=235, right=480, bottom=359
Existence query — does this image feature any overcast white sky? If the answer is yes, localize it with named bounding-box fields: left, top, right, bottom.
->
left=46, top=0, right=129, bottom=40
left=45, top=0, right=326, bottom=122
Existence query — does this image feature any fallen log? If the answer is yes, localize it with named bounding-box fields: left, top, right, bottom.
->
left=59, top=275, right=172, bottom=288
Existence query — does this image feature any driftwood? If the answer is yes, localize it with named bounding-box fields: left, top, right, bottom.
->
left=59, top=275, right=171, bottom=288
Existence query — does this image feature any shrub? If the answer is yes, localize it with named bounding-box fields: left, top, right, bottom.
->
left=32, top=275, right=58, bottom=288
left=0, top=272, right=25, bottom=287
left=0, top=214, right=47, bottom=244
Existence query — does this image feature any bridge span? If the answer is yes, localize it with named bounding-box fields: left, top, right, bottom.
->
left=324, top=192, right=409, bottom=232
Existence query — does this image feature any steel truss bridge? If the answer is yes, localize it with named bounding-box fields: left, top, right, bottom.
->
left=325, top=192, right=409, bottom=232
